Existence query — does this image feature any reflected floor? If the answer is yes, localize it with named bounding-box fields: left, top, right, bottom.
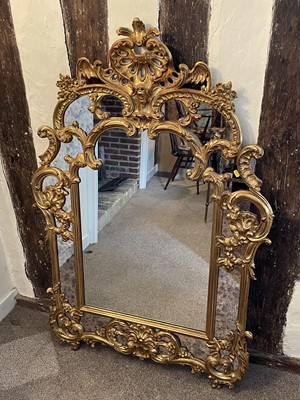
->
left=82, top=176, right=212, bottom=330
left=60, top=174, right=241, bottom=336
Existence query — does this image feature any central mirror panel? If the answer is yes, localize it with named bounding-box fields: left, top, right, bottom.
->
left=59, top=95, right=235, bottom=333
left=83, top=168, right=212, bottom=331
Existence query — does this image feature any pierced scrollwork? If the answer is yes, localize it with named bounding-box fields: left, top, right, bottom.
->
left=206, top=324, right=252, bottom=388
left=209, top=82, right=237, bottom=114
left=217, top=188, right=273, bottom=279
left=103, top=321, right=181, bottom=362
left=32, top=167, right=74, bottom=242
left=47, top=283, right=84, bottom=349
left=41, top=185, right=73, bottom=241
left=47, top=283, right=205, bottom=370
left=32, top=17, right=274, bottom=389
left=237, top=144, right=264, bottom=190
left=217, top=210, right=260, bottom=276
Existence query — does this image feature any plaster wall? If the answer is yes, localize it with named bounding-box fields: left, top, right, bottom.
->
left=284, top=282, right=300, bottom=358
left=108, top=0, right=159, bottom=44
left=2, top=0, right=70, bottom=299
left=0, top=235, right=13, bottom=301
left=208, top=0, right=274, bottom=144
left=0, top=231, right=18, bottom=321
left=10, top=0, right=70, bottom=158
left=0, top=164, right=33, bottom=297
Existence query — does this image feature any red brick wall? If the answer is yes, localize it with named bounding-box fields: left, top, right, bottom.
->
left=98, top=96, right=141, bottom=180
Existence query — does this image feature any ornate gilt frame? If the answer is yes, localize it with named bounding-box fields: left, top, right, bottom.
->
left=32, top=18, right=273, bottom=388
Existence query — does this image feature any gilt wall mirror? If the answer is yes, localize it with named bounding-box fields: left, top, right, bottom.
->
left=32, top=18, right=273, bottom=388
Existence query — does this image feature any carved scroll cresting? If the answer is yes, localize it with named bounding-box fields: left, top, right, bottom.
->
left=32, top=18, right=273, bottom=388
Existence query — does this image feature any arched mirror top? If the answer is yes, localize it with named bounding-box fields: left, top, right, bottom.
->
left=36, top=17, right=264, bottom=192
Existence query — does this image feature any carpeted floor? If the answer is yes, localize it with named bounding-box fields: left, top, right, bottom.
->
left=0, top=305, right=300, bottom=400
left=83, top=176, right=212, bottom=330
left=60, top=175, right=240, bottom=340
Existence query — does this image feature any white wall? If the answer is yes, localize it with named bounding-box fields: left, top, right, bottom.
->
left=10, top=0, right=70, bottom=158
left=0, top=226, right=17, bottom=322
left=108, top=0, right=159, bottom=44
left=0, top=0, right=71, bottom=304
left=283, top=282, right=300, bottom=358
left=0, top=163, right=32, bottom=312
left=208, top=0, right=274, bottom=145
left=0, top=235, right=13, bottom=302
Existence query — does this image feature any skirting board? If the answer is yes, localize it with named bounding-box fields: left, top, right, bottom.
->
left=0, top=288, right=18, bottom=322
left=147, top=164, right=158, bottom=182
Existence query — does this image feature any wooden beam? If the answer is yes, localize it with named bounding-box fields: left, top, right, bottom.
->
left=60, top=0, right=109, bottom=77
left=247, top=0, right=300, bottom=354
left=159, top=0, right=210, bottom=66
left=158, top=0, right=210, bottom=172
left=0, top=0, right=51, bottom=298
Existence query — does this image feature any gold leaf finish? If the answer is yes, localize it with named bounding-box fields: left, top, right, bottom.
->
left=32, top=18, right=274, bottom=388
left=206, top=323, right=253, bottom=388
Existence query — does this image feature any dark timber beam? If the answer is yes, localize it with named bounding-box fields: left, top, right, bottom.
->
left=159, top=0, right=210, bottom=66
left=0, top=1, right=51, bottom=298
left=247, top=0, right=300, bottom=354
left=158, top=0, right=210, bottom=171
left=60, top=0, right=109, bottom=77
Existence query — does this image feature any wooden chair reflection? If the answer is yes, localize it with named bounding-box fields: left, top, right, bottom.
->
left=164, top=102, right=212, bottom=194
left=163, top=133, right=200, bottom=194
left=164, top=102, right=227, bottom=221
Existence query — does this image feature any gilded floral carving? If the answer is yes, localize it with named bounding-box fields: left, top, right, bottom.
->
left=31, top=18, right=273, bottom=388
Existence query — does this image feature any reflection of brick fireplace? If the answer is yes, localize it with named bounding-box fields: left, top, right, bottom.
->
left=98, top=97, right=141, bottom=181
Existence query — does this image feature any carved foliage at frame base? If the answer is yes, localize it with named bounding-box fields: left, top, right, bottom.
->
left=48, top=283, right=252, bottom=388
left=206, top=325, right=252, bottom=388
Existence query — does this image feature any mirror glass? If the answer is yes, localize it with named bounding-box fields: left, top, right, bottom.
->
left=83, top=170, right=212, bottom=330
left=59, top=97, right=238, bottom=332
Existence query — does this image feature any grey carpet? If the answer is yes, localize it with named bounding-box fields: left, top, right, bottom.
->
left=83, top=176, right=212, bottom=330
left=0, top=305, right=300, bottom=400
left=61, top=175, right=241, bottom=336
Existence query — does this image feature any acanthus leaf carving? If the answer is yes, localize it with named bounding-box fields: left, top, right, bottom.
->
left=206, top=323, right=253, bottom=388
left=47, top=283, right=84, bottom=349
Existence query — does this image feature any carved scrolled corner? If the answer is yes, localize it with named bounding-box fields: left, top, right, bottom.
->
left=76, top=57, right=103, bottom=82
left=236, top=144, right=264, bottom=191
left=217, top=169, right=273, bottom=279
left=203, top=168, right=231, bottom=201
left=47, top=284, right=84, bottom=350
left=37, top=126, right=61, bottom=166
left=32, top=167, right=74, bottom=243
left=205, top=324, right=253, bottom=388
left=181, top=61, right=212, bottom=91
